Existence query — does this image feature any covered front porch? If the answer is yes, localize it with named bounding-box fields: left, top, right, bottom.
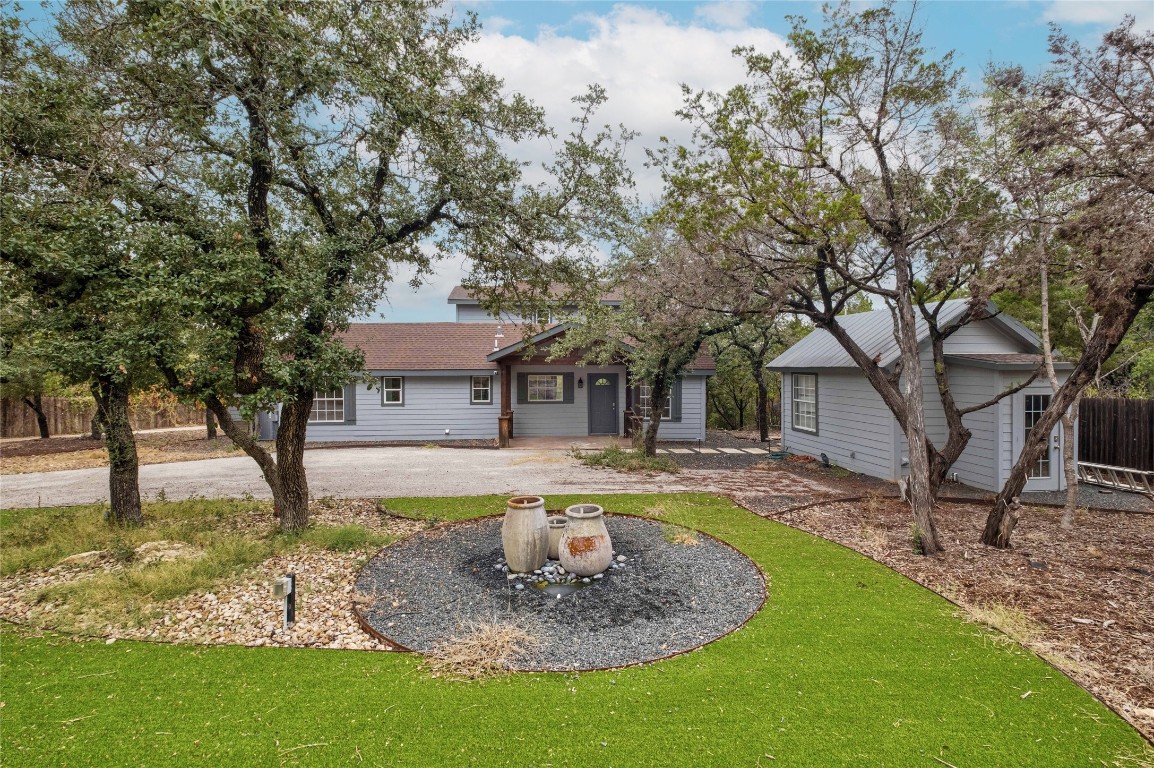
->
left=489, top=324, right=635, bottom=447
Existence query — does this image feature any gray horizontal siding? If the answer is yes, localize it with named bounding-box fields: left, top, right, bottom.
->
left=455, top=304, right=500, bottom=323
left=943, top=364, right=1000, bottom=491
left=919, top=357, right=949, bottom=447
left=940, top=321, right=1024, bottom=355
left=455, top=304, right=562, bottom=325
left=306, top=376, right=500, bottom=442
left=897, top=358, right=1010, bottom=491
left=779, top=369, right=896, bottom=481
left=511, top=365, right=627, bottom=437
left=641, top=376, right=708, bottom=442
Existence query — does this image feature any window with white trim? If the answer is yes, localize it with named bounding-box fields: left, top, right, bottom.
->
left=381, top=376, right=404, bottom=406
left=310, top=389, right=344, bottom=422
left=637, top=382, right=672, bottom=420
left=470, top=375, right=492, bottom=404
left=527, top=374, right=563, bottom=402
left=791, top=373, right=817, bottom=433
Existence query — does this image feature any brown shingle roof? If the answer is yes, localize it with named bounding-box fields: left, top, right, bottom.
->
left=340, top=322, right=715, bottom=373
left=339, top=323, right=503, bottom=370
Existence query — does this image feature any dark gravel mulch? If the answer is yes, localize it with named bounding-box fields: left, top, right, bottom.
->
left=354, top=514, right=766, bottom=671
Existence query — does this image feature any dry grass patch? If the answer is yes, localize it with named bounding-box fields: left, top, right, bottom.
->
left=662, top=523, right=700, bottom=546
left=960, top=601, right=1046, bottom=647
left=424, top=619, right=540, bottom=679
left=857, top=523, right=889, bottom=555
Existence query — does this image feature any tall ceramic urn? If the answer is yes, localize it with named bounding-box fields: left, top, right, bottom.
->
left=502, top=496, right=548, bottom=573
left=558, top=503, right=613, bottom=577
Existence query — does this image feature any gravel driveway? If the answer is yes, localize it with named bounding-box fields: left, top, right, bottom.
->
left=0, top=447, right=704, bottom=509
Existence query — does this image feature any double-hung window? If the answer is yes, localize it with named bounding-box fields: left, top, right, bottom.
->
left=527, top=374, right=563, bottom=402
left=381, top=376, right=404, bottom=406
left=470, top=375, right=492, bottom=404
left=791, top=373, right=817, bottom=433
left=636, top=382, right=672, bottom=420
left=310, top=390, right=344, bottom=423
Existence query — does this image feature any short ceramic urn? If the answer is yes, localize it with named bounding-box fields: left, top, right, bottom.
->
left=558, top=503, right=612, bottom=577
left=546, top=516, right=567, bottom=561
left=502, top=496, right=548, bottom=573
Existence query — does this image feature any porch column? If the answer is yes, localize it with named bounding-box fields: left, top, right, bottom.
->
left=498, top=362, right=513, bottom=447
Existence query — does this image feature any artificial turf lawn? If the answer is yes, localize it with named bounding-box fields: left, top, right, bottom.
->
left=1, top=493, right=1147, bottom=767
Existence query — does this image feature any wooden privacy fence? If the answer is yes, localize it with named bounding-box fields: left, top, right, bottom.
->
left=0, top=397, right=205, bottom=439
left=1078, top=398, right=1154, bottom=472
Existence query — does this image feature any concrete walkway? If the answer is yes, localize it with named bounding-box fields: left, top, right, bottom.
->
left=0, top=447, right=705, bottom=509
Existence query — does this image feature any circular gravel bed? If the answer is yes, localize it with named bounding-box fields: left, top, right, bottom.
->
left=354, top=514, right=766, bottom=671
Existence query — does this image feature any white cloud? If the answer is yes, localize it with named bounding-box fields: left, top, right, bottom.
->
left=464, top=4, right=789, bottom=201
left=694, top=1, right=757, bottom=30
left=1040, top=1, right=1153, bottom=31
left=374, top=4, right=790, bottom=319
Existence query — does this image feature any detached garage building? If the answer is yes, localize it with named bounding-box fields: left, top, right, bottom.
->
left=767, top=301, right=1073, bottom=493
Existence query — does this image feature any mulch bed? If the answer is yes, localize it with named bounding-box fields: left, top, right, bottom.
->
left=0, top=430, right=234, bottom=459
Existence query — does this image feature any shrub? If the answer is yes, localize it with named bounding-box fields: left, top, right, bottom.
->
left=570, top=445, right=679, bottom=474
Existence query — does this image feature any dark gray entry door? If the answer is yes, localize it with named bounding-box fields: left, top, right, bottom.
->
left=588, top=373, right=618, bottom=435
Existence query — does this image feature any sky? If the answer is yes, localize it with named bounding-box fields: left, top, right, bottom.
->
left=383, top=0, right=1153, bottom=322
left=15, top=1, right=1153, bottom=322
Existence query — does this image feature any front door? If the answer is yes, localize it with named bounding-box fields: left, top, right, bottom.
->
left=1016, top=392, right=1063, bottom=492
left=588, top=373, right=618, bottom=435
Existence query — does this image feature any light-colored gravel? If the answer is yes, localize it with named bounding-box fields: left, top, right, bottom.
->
left=0, top=447, right=706, bottom=509
left=355, top=515, right=766, bottom=671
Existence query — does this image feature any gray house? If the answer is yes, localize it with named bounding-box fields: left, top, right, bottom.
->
left=767, top=301, right=1073, bottom=493
left=292, top=288, right=712, bottom=445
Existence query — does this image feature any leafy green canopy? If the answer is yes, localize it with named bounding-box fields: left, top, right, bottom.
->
left=27, top=0, right=633, bottom=413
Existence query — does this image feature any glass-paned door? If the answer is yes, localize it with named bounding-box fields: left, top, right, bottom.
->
left=1025, top=394, right=1051, bottom=479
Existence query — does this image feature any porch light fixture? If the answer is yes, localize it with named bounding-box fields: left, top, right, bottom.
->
left=577, top=376, right=584, bottom=389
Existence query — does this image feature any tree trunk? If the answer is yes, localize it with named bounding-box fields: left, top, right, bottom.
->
left=1038, top=259, right=1082, bottom=531
left=89, top=413, right=103, bottom=441
left=983, top=302, right=1144, bottom=547
left=22, top=394, right=50, bottom=438
left=1059, top=405, right=1079, bottom=529
left=206, top=408, right=217, bottom=440
left=91, top=376, right=142, bottom=525
left=641, top=374, right=671, bottom=458
left=201, top=393, right=313, bottom=532
left=892, top=254, right=944, bottom=555
left=273, top=398, right=312, bottom=530
left=642, top=400, right=663, bottom=457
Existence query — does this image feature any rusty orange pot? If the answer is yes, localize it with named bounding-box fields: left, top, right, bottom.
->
left=558, top=504, right=612, bottom=577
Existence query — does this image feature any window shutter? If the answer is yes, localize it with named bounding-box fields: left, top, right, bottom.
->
left=517, top=373, right=528, bottom=404
left=343, top=383, right=357, bottom=424
left=562, top=373, right=575, bottom=404
left=671, top=378, right=683, bottom=422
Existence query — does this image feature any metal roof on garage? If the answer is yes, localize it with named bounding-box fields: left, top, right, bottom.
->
left=766, top=299, right=1041, bottom=370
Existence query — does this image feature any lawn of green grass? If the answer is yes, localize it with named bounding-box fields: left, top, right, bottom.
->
left=1, top=493, right=1148, bottom=767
